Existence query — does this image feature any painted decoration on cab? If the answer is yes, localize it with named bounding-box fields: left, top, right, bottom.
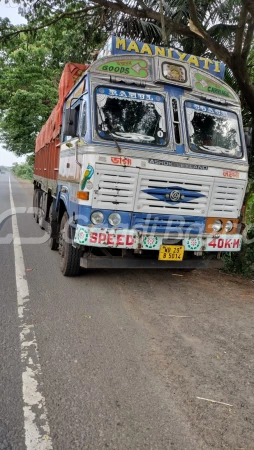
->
left=111, top=157, right=132, bottom=166
left=74, top=226, right=137, bottom=248
left=143, top=235, right=158, bottom=249
left=162, top=63, right=187, bottom=83
left=81, top=164, right=94, bottom=190
left=142, top=186, right=205, bottom=204
left=194, top=73, right=234, bottom=99
left=223, top=170, right=239, bottom=178
left=185, top=237, right=202, bottom=251
left=97, top=59, right=149, bottom=78
left=77, top=228, right=89, bottom=244
left=97, top=36, right=225, bottom=80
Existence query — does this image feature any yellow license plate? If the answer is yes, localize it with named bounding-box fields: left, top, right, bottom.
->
left=158, top=245, right=184, bottom=261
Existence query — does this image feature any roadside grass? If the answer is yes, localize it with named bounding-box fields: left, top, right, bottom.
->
left=12, top=162, right=33, bottom=181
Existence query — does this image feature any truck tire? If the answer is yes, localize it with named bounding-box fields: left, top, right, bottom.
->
left=33, top=190, right=37, bottom=221
left=33, top=190, right=40, bottom=224
left=38, top=194, right=45, bottom=230
left=59, top=212, right=80, bottom=276
left=48, top=203, right=58, bottom=250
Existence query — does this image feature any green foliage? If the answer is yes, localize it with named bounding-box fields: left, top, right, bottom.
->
left=0, top=0, right=242, bottom=55
left=46, top=18, right=106, bottom=65
left=223, top=178, right=254, bottom=277
left=1, top=0, right=253, bottom=122
left=0, top=35, right=61, bottom=155
left=245, top=182, right=254, bottom=224
left=0, top=18, right=106, bottom=157
left=223, top=234, right=254, bottom=277
left=12, top=161, right=33, bottom=181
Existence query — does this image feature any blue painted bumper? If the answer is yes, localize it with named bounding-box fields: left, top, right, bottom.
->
left=77, top=206, right=205, bottom=235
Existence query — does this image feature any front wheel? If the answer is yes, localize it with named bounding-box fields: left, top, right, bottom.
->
left=59, top=212, right=80, bottom=276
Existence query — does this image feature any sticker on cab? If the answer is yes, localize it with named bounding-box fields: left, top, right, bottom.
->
left=75, top=226, right=137, bottom=248
left=183, top=237, right=202, bottom=251
left=206, top=235, right=242, bottom=251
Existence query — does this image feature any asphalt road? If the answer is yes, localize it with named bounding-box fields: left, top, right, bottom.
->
left=1, top=172, right=254, bottom=450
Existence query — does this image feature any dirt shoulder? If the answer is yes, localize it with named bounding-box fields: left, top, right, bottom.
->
left=115, top=268, right=254, bottom=449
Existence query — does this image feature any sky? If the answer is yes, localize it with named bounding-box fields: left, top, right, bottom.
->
left=0, top=1, right=26, bottom=26
left=0, top=1, right=27, bottom=165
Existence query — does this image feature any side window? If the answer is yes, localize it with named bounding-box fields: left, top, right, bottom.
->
left=74, top=104, right=80, bottom=136
left=62, top=102, right=80, bottom=140
left=81, top=102, right=87, bottom=136
left=171, top=98, right=182, bottom=145
left=62, top=108, right=72, bottom=142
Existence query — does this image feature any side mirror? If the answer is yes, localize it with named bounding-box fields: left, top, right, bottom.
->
left=63, top=108, right=78, bottom=137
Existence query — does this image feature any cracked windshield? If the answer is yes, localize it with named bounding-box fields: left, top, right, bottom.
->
left=96, top=87, right=167, bottom=145
left=185, top=101, right=242, bottom=158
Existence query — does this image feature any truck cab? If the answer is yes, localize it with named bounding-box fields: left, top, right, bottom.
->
left=33, top=37, right=248, bottom=276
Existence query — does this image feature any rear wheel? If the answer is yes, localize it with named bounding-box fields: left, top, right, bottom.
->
left=48, top=203, right=58, bottom=250
left=33, top=190, right=37, bottom=220
left=33, top=190, right=41, bottom=224
left=59, top=212, right=80, bottom=276
left=38, top=194, right=45, bottom=229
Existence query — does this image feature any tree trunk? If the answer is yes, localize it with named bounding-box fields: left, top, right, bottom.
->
left=229, top=56, right=254, bottom=119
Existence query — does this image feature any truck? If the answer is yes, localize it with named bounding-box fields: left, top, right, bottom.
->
left=33, top=36, right=248, bottom=276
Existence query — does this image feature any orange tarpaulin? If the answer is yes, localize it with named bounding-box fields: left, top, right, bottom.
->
left=35, top=62, right=89, bottom=153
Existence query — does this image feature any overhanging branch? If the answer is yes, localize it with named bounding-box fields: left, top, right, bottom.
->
left=241, top=0, right=254, bottom=22
left=0, top=5, right=99, bottom=41
left=135, top=0, right=148, bottom=9
left=0, top=0, right=242, bottom=71
left=242, top=17, right=254, bottom=61
left=188, top=0, right=231, bottom=65
left=91, top=0, right=195, bottom=38
left=234, top=4, right=247, bottom=56
left=188, top=0, right=206, bottom=38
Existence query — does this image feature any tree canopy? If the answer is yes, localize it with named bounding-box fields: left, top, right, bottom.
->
left=0, top=19, right=106, bottom=155
left=0, top=0, right=254, bottom=156
left=0, top=33, right=60, bottom=155
left=1, top=1, right=253, bottom=275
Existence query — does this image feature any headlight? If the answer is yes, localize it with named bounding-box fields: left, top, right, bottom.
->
left=108, top=213, right=121, bottom=226
left=91, top=211, right=104, bottom=225
left=225, top=220, right=233, bottom=232
left=212, top=220, right=223, bottom=232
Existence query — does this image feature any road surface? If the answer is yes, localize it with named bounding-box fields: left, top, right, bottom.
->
left=0, top=172, right=254, bottom=450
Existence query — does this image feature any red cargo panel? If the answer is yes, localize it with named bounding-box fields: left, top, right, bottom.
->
left=34, top=139, right=60, bottom=181
left=35, top=62, right=89, bottom=153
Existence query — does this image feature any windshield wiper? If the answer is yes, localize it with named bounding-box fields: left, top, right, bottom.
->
left=108, top=129, right=122, bottom=154
left=97, top=103, right=122, bottom=154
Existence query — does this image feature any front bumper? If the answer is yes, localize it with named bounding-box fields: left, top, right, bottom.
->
left=74, top=225, right=242, bottom=252
left=80, top=255, right=224, bottom=270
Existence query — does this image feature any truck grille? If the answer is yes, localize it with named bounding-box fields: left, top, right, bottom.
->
left=209, top=179, right=246, bottom=217
left=93, top=165, right=246, bottom=220
left=92, top=165, right=138, bottom=211
left=134, top=170, right=212, bottom=216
